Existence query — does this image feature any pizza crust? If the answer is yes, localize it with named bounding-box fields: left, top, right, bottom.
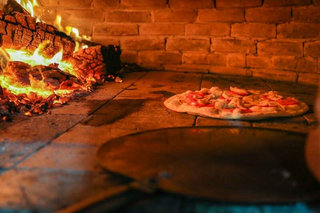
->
left=164, top=89, right=309, bottom=121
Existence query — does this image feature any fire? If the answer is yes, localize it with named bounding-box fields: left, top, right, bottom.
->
left=0, top=0, right=109, bottom=120
left=5, top=41, right=76, bottom=77
left=16, top=0, right=38, bottom=17
left=54, top=15, right=91, bottom=52
left=0, top=72, right=53, bottom=98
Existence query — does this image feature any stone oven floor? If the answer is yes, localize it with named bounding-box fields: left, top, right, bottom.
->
left=0, top=71, right=319, bottom=212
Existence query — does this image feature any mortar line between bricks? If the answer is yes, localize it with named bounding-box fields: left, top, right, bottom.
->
left=7, top=72, right=149, bottom=170
left=19, top=183, right=36, bottom=211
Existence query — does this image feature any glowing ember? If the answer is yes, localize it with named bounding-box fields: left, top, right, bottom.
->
left=5, top=41, right=76, bottom=77
left=0, top=0, right=121, bottom=120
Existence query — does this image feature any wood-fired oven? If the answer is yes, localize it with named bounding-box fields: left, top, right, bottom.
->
left=0, top=0, right=319, bottom=212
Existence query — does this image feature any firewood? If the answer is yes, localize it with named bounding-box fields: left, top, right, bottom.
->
left=3, top=0, right=30, bottom=15
left=72, top=45, right=122, bottom=83
left=0, top=10, right=75, bottom=57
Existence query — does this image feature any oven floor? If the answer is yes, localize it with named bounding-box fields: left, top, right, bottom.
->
left=0, top=71, right=318, bottom=212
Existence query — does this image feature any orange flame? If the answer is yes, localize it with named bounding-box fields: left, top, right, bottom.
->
left=16, top=0, right=38, bottom=17
left=0, top=1, right=90, bottom=100
left=5, top=41, right=75, bottom=76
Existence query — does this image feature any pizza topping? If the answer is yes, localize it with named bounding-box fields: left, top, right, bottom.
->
left=209, top=87, right=223, bottom=97
left=229, top=87, right=249, bottom=96
left=276, top=97, right=299, bottom=106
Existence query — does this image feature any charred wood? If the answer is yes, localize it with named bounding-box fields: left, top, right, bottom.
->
left=72, top=45, right=121, bottom=83
left=0, top=10, right=75, bottom=57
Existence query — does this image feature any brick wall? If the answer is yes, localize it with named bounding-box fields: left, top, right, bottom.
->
left=35, top=0, right=320, bottom=85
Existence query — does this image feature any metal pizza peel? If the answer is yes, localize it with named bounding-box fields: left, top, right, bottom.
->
left=61, top=127, right=320, bottom=213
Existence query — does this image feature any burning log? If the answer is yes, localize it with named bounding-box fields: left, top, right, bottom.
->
left=0, top=5, right=75, bottom=57
left=0, top=0, right=122, bottom=121
left=0, top=60, right=91, bottom=118
left=71, top=45, right=121, bottom=83
left=3, top=0, right=31, bottom=16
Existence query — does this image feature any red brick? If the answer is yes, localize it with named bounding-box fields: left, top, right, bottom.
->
left=247, top=56, right=272, bottom=68
left=198, top=9, right=244, bottom=22
left=58, top=0, right=92, bottom=8
left=264, top=0, right=311, bottom=7
left=93, top=0, right=119, bottom=8
left=258, top=41, right=303, bottom=56
left=139, top=51, right=181, bottom=65
left=91, top=36, right=120, bottom=46
left=164, top=64, right=210, bottom=73
left=252, top=69, right=297, bottom=82
left=293, top=7, right=320, bottom=23
left=120, top=0, right=168, bottom=9
left=182, top=52, right=226, bottom=65
left=58, top=10, right=104, bottom=25
left=152, top=10, right=197, bottom=22
left=216, top=0, right=262, bottom=8
left=298, top=73, right=320, bottom=85
left=277, top=23, right=320, bottom=38
left=304, top=42, right=320, bottom=57
left=272, top=56, right=297, bottom=70
left=211, top=39, right=256, bottom=54
left=246, top=8, right=291, bottom=23
left=121, top=37, right=164, bottom=50
left=93, top=24, right=138, bottom=36
left=232, top=23, right=276, bottom=38
left=166, top=37, right=210, bottom=51
left=186, top=23, right=230, bottom=36
left=296, top=57, right=317, bottom=73
left=226, top=54, right=246, bottom=67
left=121, top=51, right=138, bottom=63
left=170, top=0, right=214, bottom=9
left=209, top=66, right=252, bottom=76
left=140, top=24, right=184, bottom=35
left=106, top=11, right=151, bottom=23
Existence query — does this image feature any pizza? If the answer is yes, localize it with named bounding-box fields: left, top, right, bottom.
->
left=164, top=87, right=309, bottom=120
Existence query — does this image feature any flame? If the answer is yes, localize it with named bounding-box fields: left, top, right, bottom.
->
left=0, top=41, right=83, bottom=99
left=5, top=41, right=76, bottom=77
left=0, top=0, right=93, bottom=117
left=0, top=73, right=53, bottom=98
left=54, top=15, right=91, bottom=52
left=16, top=0, right=38, bottom=17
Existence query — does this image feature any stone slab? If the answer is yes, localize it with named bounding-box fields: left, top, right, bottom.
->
left=115, top=71, right=202, bottom=100
left=0, top=142, right=45, bottom=169
left=53, top=102, right=195, bottom=146
left=50, top=100, right=107, bottom=115
left=0, top=114, right=86, bottom=143
left=0, top=169, right=129, bottom=212
left=252, top=116, right=309, bottom=133
left=84, top=72, right=147, bottom=101
left=17, top=144, right=102, bottom=172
